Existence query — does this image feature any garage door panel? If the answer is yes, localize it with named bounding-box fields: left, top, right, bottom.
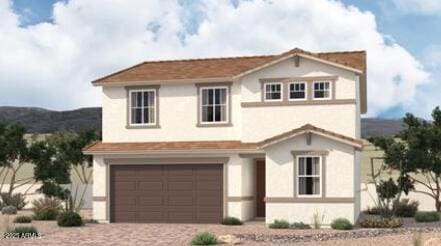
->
left=138, top=181, right=163, bottom=191
left=139, top=197, right=164, bottom=206
left=167, top=196, right=194, bottom=206
left=111, top=164, right=223, bottom=223
left=113, top=181, right=136, bottom=192
left=167, top=181, right=193, bottom=190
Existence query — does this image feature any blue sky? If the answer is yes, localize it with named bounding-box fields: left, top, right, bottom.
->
left=3, top=0, right=441, bottom=118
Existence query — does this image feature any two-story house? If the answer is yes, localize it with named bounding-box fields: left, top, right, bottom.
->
left=84, top=48, right=366, bottom=225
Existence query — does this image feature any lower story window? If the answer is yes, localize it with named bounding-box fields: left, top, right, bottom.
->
left=297, top=156, right=321, bottom=196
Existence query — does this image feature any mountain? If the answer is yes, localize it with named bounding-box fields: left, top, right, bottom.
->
left=0, top=106, right=402, bottom=138
left=0, top=106, right=101, bottom=133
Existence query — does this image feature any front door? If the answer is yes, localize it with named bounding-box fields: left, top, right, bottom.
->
left=255, top=160, right=266, bottom=217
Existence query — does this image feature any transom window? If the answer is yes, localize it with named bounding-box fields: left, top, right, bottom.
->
left=129, top=89, right=156, bottom=125
left=289, top=82, right=307, bottom=100
left=264, top=82, right=283, bottom=101
left=200, top=87, right=228, bottom=123
left=297, top=156, right=321, bottom=197
left=313, top=81, right=331, bottom=99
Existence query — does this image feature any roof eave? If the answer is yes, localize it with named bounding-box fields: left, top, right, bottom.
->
left=92, top=77, right=234, bottom=87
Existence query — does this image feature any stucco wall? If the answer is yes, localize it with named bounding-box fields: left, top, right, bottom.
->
left=92, top=155, right=107, bottom=221
left=264, top=133, right=356, bottom=223
left=101, top=56, right=359, bottom=143
left=265, top=134, right=355, bottom=198
left=102, top=83, right=242, bottom=142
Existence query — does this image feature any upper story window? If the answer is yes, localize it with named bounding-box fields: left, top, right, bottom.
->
left=289, top=82, right=307, bottom=100
left=200, top=87, right=228, bottom=124
left=129, top=89, right=157, bottom=125
left=264, top=82, right=283, bottom=101
left=297, top=156, right=321, bottom=197
left=313, top=81, right=331, bottom=99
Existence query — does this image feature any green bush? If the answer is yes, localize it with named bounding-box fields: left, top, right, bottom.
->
left=191, top=232, right=217, bottom=245
left=2, top=205, right=17, bottom=215
left=269, top=219, right=290, bottom=229
left=393, top=199, right=419, bottom=217
left=221, top=217, right=243, bottom=226
left=290, top=222, right=311, bottom=229
left=415, top=211, right=440, bottom=222
left=32, top=197, right=62, bottom=220
left=13, top=215, right=32, bottom=223
left=1, top=193, right=27, bottom=210
left=330, top=218, right=353, bottom=230
left=57, top=211, right=83, bottom=227
left=359, top=217, right=402, bottom=228
left=8, top=226, right=39, bottom=237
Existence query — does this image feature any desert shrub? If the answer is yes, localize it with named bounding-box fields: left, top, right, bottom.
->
left=290, top=222, right=311, bottom=229
left=330, top=218, right=353, bottom=230
left=312, top=211, right=325, bottom=229
left=13, top=215, right=32, bottom=223
left=364, top=206, right=382, bottom=215
left=7, top=226, right=38, bottom=237
left=32, top=197, right=63, bottom=220
left=269, top=219, right=290, bottom=229
left=0, top=193, right=27, bottom=210
left=190, top=232, right=217, bottom=245
left=393, top=199, right=419, bottom=217
left=359, top=217, right=402, bottom=228
left=221, top=216, right=242, bottom=226
left=57, top=211, right=83, bottom=227
left=1, top=206, right=17, bottom=215
left=415, top=211, right=440, bottom=222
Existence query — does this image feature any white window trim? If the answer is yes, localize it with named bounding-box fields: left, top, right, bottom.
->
left=263, top=82, right=283, bottom=102
left=128, top=88, right=157, bottom=126
left=297, top=155, right=322, bottom=198
left=312, top=81, right=332, bottom=100
left=288, top=81, right=308, bottom=101
left=199, top=86, right=229, bottom=125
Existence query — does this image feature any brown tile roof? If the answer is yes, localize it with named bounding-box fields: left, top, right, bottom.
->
left=83, top=124, right=362, bottom=154
left=83, top=140, right=259, bottom=153
left=92, top=48, right=366, bottom=84
left=259, top=124, right=363, bottom=149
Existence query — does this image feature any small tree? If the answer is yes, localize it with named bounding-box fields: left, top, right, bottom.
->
left=372, top=106, right=441, bottom=212
left=0, top=122, right=35, bottom=196
left=29, top=129, right=100, bottom=211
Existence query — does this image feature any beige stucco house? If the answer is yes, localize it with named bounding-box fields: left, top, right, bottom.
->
left=84, top=48, right=366, bottom=225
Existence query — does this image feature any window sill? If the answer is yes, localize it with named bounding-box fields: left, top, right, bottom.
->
left=196, top=123, right=233, bottom=128
left=125, top=124, right=161, bottom=129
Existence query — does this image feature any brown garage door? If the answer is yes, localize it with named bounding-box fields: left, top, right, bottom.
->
left=110, top=164, right=223, bottom=223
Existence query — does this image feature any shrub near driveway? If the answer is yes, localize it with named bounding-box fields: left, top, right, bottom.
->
left=393, top=199, right=419, bottom=217
left=269, top=220, right=290, bottom=229
left=191, top=232, right=217, bottom=246
left=32, top=197, right=62, bottom=220
left=57, top=211, right=83, bottom=227
left=330, top=218, right=353, bottom=230
left=415, top=211, right=440, bottom=223
left=13, top=215, right=32, bottom=223
left=221, top=217, right=243, bottom=226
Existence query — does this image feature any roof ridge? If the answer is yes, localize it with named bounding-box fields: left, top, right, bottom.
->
left=139, top=54, right=275, bottom=64
left=318, top=50, right=366, bottom=54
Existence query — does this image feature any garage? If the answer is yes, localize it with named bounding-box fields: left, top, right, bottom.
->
left=110, top=164, right=223, bottom=223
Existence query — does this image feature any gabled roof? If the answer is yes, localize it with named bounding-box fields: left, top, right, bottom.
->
left=93, top=48, right=365, bottom=84
left=92, top=48, right=367, bottom=113
left=259, top=124, right=363, bottom=150
left=83, top=124, right=362, bottom=155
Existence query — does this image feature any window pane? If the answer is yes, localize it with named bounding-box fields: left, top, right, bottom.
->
left=149, top=107, right=155, bottom=123
left=132, top=108, right=142, bottom=124
left=299, top=158, right=305, bottom=175
left=315, top=91, right=324, bottom=98
left=202, top=106, right=208, bottom=122
left=299, top=177, right=306, bottom=195
left=214, top=89, right=220, bottom=104
left=144, top=91, right=154, bottom=106
left=202, top=90, right=209, bottom=105
left=312, top=157, right=320, bottom=175
left=313, top=177, right=320, bottom=194
left=214, top=105, right=221, bottom=121
left=208, top=89, right=214, bottom=104
left=219, top=88, right=226, bottom=104
left=207, top=106, right=213, bottom=121
left=143, top=107, right=149, bottom=123
left=221, top=105, right=226, bottom=121
left=131, top=92, right=137, bottom=107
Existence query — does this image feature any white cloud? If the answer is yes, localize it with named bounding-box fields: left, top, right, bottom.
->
left=0, top=0, right=430, bottom=116
left=391, top=0, right=441, bottom=15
